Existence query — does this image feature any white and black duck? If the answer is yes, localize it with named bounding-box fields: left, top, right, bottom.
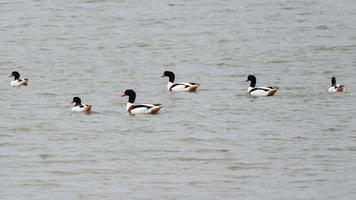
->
left=71, top=97, right=92, bottom=113
left=10, top=71, right=28, bottom=87
left=161, top=71, right=199, bottom=92
left=328, top=76, right=345, bottom=92
left=122, top=89, right=162, bottom=114
left=246, top=75, right=279, bottom=97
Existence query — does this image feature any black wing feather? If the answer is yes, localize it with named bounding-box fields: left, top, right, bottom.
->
left=171, top=83, right=188, bottom=88
left=250, top=88, right=269, bottom=93
left=131, top=105, right=152, bottom=109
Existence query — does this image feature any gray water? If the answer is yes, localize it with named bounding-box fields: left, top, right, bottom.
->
left=1, top=0, right=356, bottom=199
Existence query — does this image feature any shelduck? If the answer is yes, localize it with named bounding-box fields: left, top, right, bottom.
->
left=71, top=97, right=92, bottom=113
left=328, top=77, right=345, bottom=92
left=122, top=89, right=162, bottom=114
left=161, top=71, right=199, bottom=92
left=246, top=75, right=279, bottom=97
left=10, top=71, right=28, bottom=87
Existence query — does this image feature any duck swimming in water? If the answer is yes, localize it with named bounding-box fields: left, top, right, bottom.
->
left=10, top=71, right=28, bottom=87
left=122, top=89, right=162, bottom=114
left=328, top=76, right=345, bottom=92
left=161, top=71, right=199, bottom=92
left=246, top=75, right=279, bottom=97
left=71, top=97, right=92, bottom=113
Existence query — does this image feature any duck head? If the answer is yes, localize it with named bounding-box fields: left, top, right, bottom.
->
left=161, top=71, right=175, bottom=83
left=71, top=97, right=82, bottom=106
left=331, top=77, right=336, bottom=86
left=122, top=89, right=136, bottom=103
left=10, top=71, right=20, bottom=80
left=246, top=75, right=257, bottom=87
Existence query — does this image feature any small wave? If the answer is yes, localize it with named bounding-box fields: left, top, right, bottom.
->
left=311, top=45, right=356, bottom=51
left=37, top=92, right=58, bottom=97
left=267, top=60, right=289, bottom=64
left=168, top=3, right=186, bottom=7
left=281, top=7, right=300, bottom=11
left=316, top=25, right=331, bottom=30
left=296, top=12, right=313, bottom=16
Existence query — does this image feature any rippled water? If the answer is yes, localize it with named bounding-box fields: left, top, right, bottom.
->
left=1, top=0, right=356, bottom=199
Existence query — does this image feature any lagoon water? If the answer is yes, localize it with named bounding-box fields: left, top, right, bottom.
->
left=1, top=0, right=356, bottom=199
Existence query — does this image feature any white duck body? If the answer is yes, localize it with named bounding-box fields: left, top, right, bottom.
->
left=328, top=77, right=345, bottom=92
left=167, top=82, right=199, bottom=92
left=10, top=71, right=28, bottom=87
left=123, top=90, right=162, bottom=114
left=72, top=104, right=92, bottom=112
left=246, top=75, right=279, bottom=97
left=126, top=102, right=162, bottom=114
left=162, top=71, right=199, bottom=92
left=248, top=86, right=279, bottom=97
left=11, top=79, right=28, bottom=87
left=328, top=85, right=345, bottom=92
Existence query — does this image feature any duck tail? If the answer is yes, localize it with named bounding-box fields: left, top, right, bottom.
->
left=150, top=106, right=162, bottom=114
left=85, top=105, right=92, bottom=112
left=22, top=79, right=29, bottom=86
left=189, top=84, right=199, bottom=92
left=267, top=88, right=279, bottom=96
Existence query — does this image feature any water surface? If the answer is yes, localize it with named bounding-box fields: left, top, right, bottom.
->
left=1, top=0, right=356, bottom=199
